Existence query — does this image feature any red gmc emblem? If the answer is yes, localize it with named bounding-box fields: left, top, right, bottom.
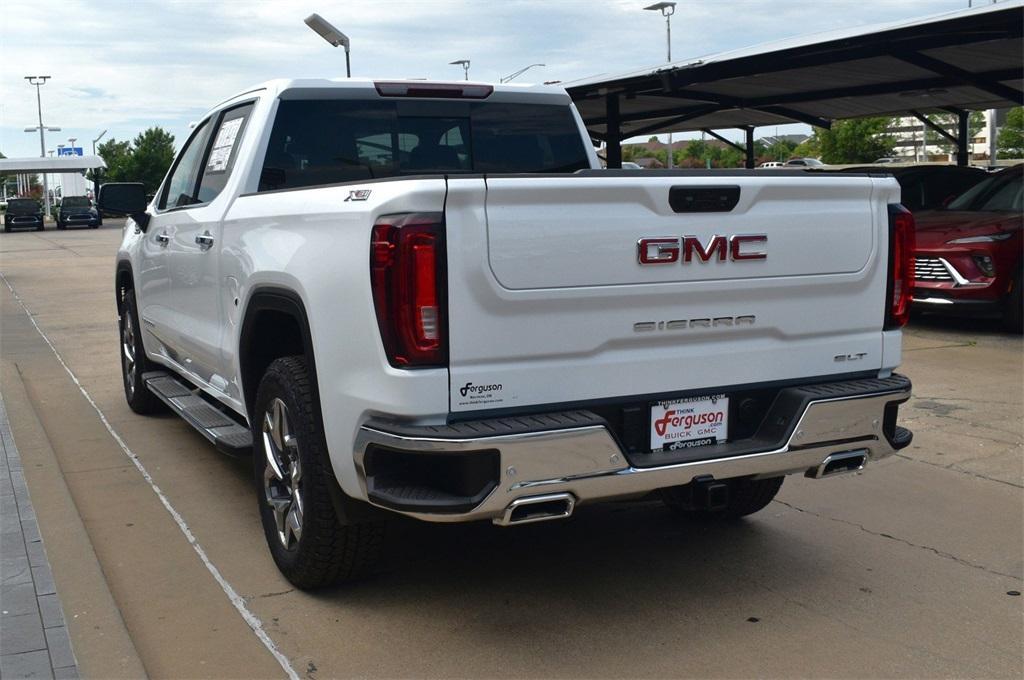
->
left=637, top=235, right=767, bottom=265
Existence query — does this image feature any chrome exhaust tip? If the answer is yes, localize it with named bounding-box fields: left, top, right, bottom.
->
left=494, top=493, right=576, bottom=526
left=807, top=449, right=868, bottom=479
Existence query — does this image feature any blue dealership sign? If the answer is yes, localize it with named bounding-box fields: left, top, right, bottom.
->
left=57, top=147, right=84, bottom=156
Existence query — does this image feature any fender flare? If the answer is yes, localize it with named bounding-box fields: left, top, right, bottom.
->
left=238, top=287, right=322, bottom=421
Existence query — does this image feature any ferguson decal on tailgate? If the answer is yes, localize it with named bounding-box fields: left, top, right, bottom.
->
left=455, top=381, right=505, bottom=408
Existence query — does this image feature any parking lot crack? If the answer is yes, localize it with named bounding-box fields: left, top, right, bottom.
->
left=257, top=589, right=294, bottom=599
left=893, top=453, right=1023, bottom=489
left=773, top=500, right=1023, bottom=581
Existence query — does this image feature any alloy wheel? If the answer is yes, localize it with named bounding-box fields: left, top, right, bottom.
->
left=262, top=398, right=304, bottom=551
left=121, top=305, right=136, bottom=397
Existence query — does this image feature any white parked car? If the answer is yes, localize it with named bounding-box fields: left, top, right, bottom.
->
left=102, top=78, right=914, bottom=588
left=758, top=161, right=785, bottom=168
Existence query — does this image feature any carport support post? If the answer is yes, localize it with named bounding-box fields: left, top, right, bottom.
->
left=605, top=94, right=622, bottom=169
left=745, top=127, right=755, bottom=169
left=956, top=110, right=969, bottom=167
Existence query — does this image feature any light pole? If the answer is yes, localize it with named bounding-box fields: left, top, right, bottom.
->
left=644, top=2, right=676, bottom=169
left=304, top=13, right=351, bottom=77
left=449, top=60, right=470, bottom=81
left=25, top=75, right=60, bottom=218
left=500, top=63, right=545, bottom=83
left=92, top=130, right=107, bottom=197
left=68, top=137, right=77, bottom=155
left=92, top=130, right=107, bottom=156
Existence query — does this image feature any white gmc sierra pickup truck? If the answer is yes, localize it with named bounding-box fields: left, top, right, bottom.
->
left=102, top=79, right=914, bottom=589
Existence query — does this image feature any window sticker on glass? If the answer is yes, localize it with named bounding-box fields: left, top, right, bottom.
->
left=207, top=117, right=244, bottom=173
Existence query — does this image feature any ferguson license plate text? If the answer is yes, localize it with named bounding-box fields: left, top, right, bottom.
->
left=651, top=395, right=729, bottom=451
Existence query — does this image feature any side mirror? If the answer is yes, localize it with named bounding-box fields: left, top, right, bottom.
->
left=98, top=183, right=150, bottom=230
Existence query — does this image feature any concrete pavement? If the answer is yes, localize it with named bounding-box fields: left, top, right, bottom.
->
left=0, top=223, right=1021, bottom=678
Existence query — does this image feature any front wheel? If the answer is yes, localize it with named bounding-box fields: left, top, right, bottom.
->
left=254, top=356, right=385, bottom=589
left=661, top=476, right=784, bottom=520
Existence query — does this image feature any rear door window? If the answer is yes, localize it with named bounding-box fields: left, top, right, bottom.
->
left=197, top=103, right=254, bottom=204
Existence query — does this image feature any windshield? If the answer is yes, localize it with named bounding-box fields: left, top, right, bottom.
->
left=7, top=199, right=40, bottom=215
left=259, top=98, right=590, bottom=192
left=947, top=169, right=1023, bottom=212
left=61, top=196, right=91, bottom=209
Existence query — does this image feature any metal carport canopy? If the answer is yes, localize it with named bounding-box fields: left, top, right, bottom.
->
left=565, top=0, right=1023, bottom=159
left=0, top=156, right=107, bottom=173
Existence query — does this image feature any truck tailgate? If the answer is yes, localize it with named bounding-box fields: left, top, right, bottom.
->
left=443, top=174, right=898, bottom=414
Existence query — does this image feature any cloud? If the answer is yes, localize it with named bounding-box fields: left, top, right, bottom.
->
left=0, top=0, right=971, bottom=157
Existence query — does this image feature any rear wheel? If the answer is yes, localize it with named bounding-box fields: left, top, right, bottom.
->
left=661, top=476, right=784, bottom=520
left=254, top=356, right=385, bottom=589
left=1003, top=268, right=1022, bottom=334
left=119, top=289, right=163, bottom=414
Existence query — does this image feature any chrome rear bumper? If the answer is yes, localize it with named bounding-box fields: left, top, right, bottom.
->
left=354, top=375, right=912, bottom=524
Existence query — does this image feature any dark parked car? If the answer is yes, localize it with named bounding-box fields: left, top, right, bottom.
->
left=784, top=157, right=823, bottom=167
left=57, top=196, right=102, bottom=229
left=836, top=164, right=988, bottom=212
left=4, top=198, right=44, bottom=232
left=912, top=165, right=1022, bottom=332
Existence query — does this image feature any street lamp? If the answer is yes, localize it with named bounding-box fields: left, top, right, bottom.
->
left=92, top=130, right=107, bottom=156
left=68, top=137, right=77, bottom=155
left=24, top=75, right=57, bottom=218
left=92, top=130, right=108, bottom=196
left=449, top=60, right=470, bottom=81
left=500, top=63, right=545, bottom=83
left=644, top=2, right=677, bottom=169
left=304, top=13, right=351, bottom=77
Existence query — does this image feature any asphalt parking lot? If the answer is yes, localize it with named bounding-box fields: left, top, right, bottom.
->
left=1, top=221, right=1021, bottom=679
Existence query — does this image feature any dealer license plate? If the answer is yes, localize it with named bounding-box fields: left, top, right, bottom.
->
left=650, top=394, right=729, bottom=452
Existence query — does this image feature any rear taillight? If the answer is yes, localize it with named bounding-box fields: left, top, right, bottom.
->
left=886, top=204, right=916, bottom=329
left=370, top=213, right=447, bottom=367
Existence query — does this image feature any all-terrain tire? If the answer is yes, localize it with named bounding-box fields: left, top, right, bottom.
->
left=118, top=289, right=164, bottom=414
left=254, top=356, right=385, bottom=589
left=661, top=476, right=784, bottom=520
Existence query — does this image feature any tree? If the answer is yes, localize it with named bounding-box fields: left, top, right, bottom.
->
left=126, top=128, right=176, bottom=194
left=809, top=117, right=895, bottom=164
left=765, top=139, right=797, bottom=161
left=92, top=138, right=132, bottom=183
left=791, top=136, right=820, bottom=159
left=997, top=107, right=1024, bottom=159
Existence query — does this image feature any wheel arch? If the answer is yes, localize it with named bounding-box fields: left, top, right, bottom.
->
left=115, top=260, right=134, bottom=311
left=238, top=287, right=321, bottom=422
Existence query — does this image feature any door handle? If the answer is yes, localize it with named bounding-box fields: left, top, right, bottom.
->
left=195, top=232, right=215, bottom=250
left=155, top=231, right=170, bottom=246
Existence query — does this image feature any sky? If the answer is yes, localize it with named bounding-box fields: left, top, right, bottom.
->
left=0, top=0, right=984, bottom=158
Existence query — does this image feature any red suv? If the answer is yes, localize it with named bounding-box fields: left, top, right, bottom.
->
left=912, top=165, right=1022, bottom=331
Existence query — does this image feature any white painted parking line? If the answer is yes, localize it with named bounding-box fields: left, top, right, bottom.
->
left=1, top=273, right=299, bottom=680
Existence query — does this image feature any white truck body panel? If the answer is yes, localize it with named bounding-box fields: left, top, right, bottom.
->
left=445, top=175, right=899, bottom=412
left=116, top=78, right=907, bottom=507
